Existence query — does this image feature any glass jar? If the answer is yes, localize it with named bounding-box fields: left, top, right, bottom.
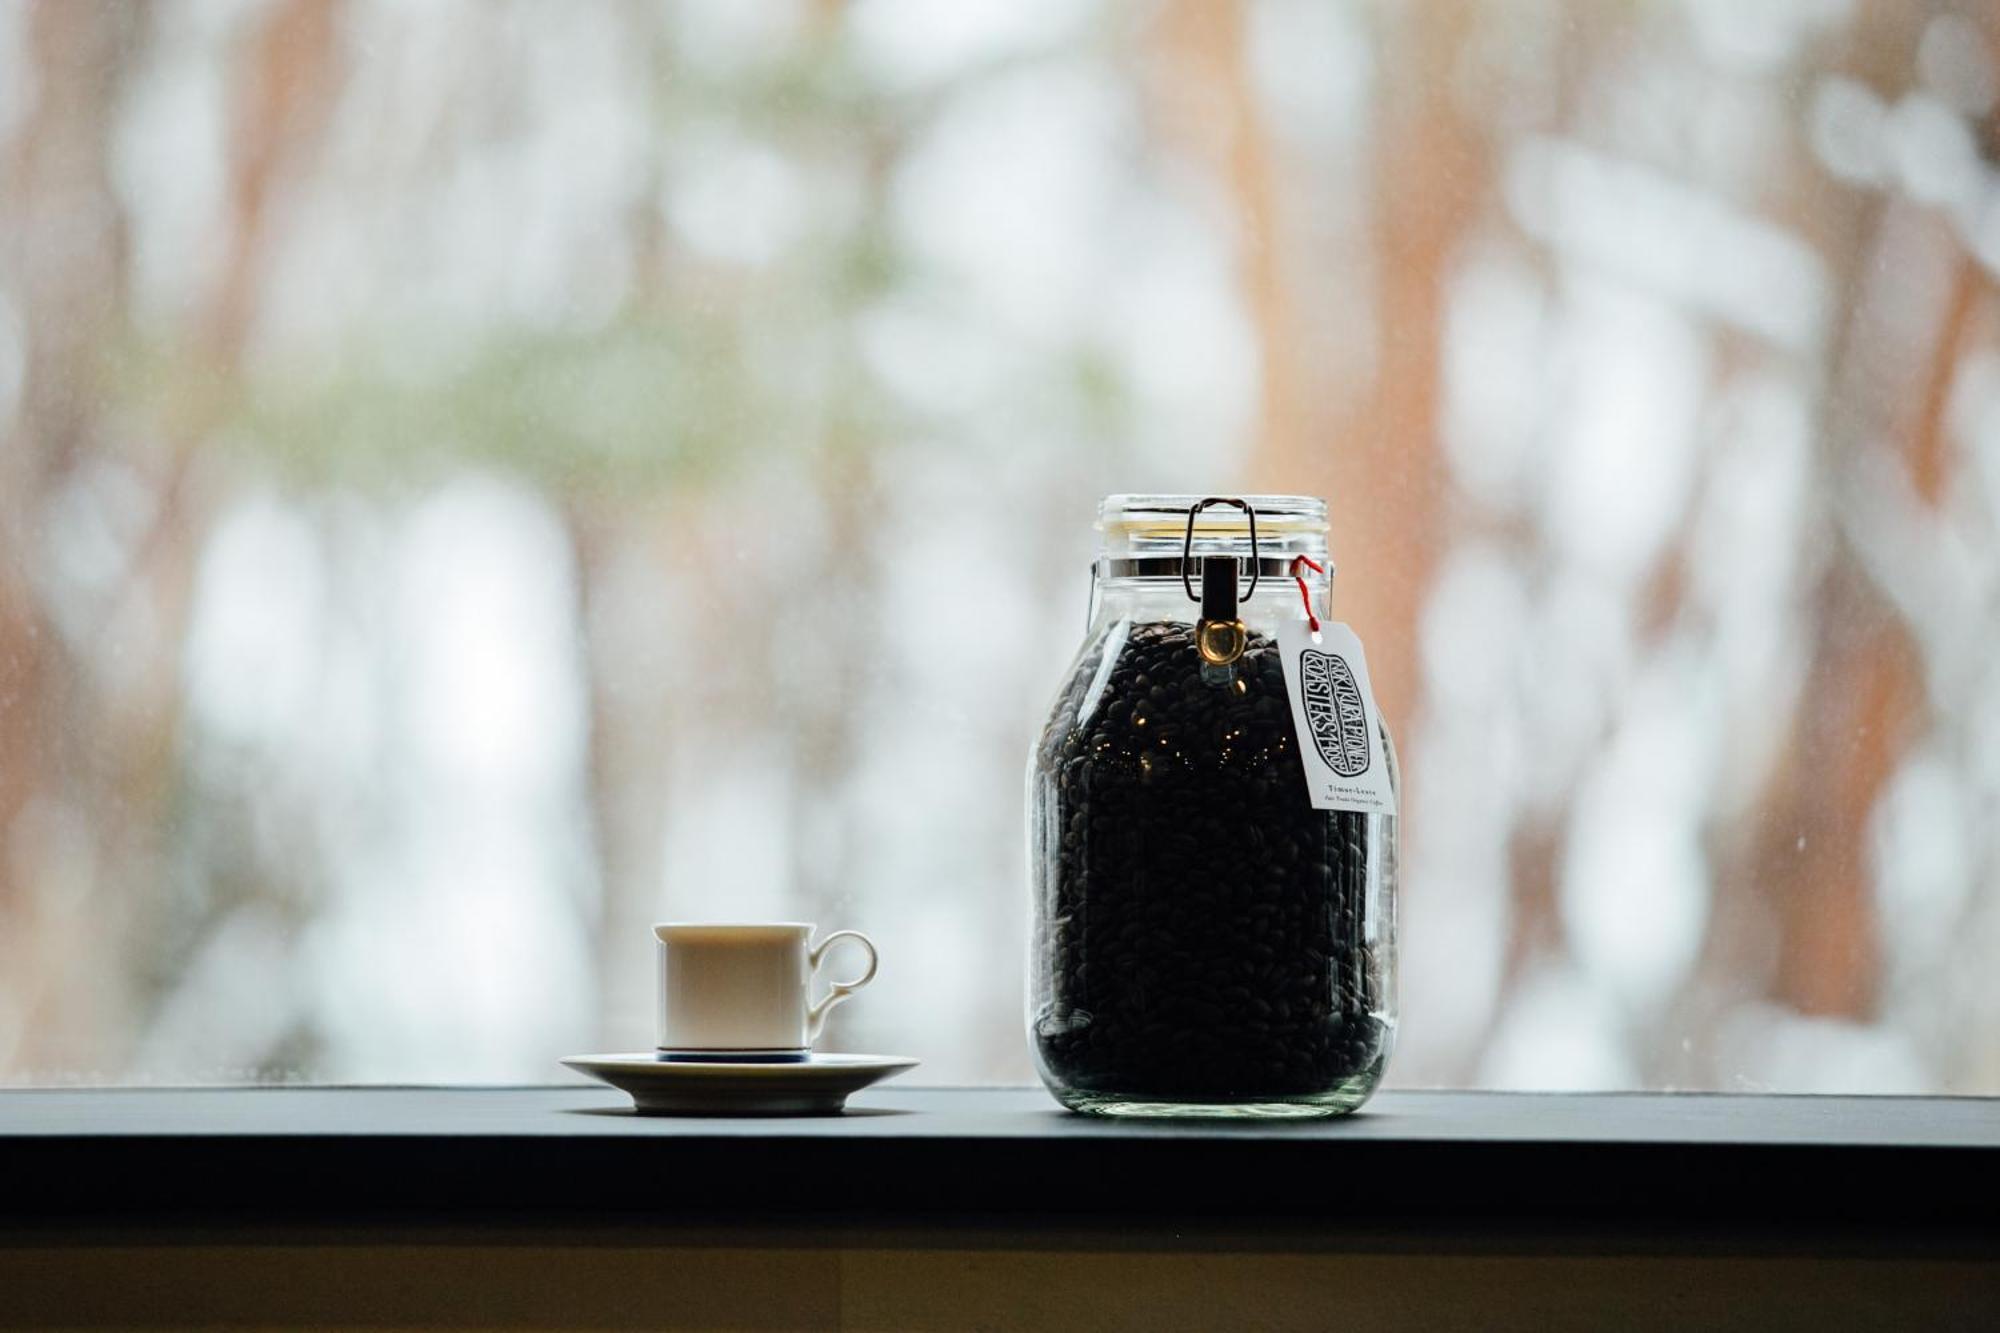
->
left=1027, top=494, right=1398, bottom=1117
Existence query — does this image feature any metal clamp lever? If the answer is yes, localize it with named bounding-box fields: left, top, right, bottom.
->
left=1183, top=497, right=1258, bottom=667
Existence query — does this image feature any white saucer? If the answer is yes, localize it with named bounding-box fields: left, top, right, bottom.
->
left=560, top=1052, right=920, bottom=1116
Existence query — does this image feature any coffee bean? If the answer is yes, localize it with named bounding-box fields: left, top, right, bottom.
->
left=1030, top=621, right=1389, bottom=1103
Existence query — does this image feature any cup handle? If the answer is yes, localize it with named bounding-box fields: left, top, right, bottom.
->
left=806, top=930, right=879, bottom=1042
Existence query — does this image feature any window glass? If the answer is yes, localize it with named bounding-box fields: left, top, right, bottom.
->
left=1, top=0, right=1993, bottom=1092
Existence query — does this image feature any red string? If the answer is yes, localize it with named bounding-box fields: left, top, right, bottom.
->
left=1290, top=556, right=1323, bottom=633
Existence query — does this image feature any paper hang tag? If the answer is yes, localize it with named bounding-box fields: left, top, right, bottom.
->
left=1276, top=619, right=1397, bottom=815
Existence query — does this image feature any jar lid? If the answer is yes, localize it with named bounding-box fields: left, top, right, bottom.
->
left=1097, top=494, right=1327, bottom=535
left=1094, top=495, right=1329, bottom=577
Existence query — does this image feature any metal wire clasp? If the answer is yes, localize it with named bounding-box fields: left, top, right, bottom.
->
left=1181, top=497, right=1260, bottom=604
left=1184, top=497, right=1258, bottom=667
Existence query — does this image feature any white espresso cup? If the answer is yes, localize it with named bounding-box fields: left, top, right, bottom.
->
left=654, top=922, right=879, bottom=1059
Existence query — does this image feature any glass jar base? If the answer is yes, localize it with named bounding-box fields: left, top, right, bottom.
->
left=1050, top=1070, right=1382, bottom=1120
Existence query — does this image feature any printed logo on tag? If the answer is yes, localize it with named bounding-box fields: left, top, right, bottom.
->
left=1300, top=648, right=1370, bottom=777
left=1277, top=620, right=1396, bottom=815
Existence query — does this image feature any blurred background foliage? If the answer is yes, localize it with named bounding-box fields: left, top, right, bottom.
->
left=3, top=0, right=1999, bottom=1091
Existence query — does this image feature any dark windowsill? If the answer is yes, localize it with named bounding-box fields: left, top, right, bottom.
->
left=2, top=1086, right=1996, bottom=1239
